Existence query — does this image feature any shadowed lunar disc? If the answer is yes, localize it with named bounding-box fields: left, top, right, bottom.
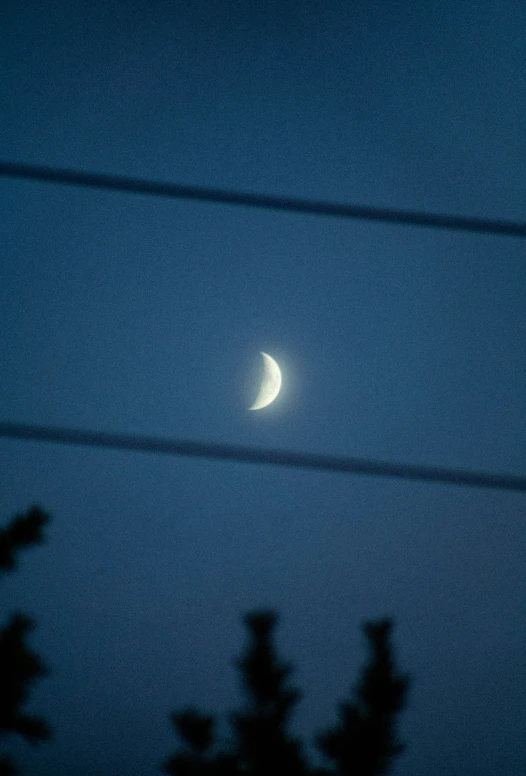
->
left=249, top=352, right=282, bottom=410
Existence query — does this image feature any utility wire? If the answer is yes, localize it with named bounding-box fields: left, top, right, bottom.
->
left=2, top=163, right=524, bottom=490
left=1, top=160, right=526, bottom=238
left=1, top=421, right=525, bottom=493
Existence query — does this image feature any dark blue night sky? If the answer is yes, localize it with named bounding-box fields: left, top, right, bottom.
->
left=1, top=2, right=525, bottom=774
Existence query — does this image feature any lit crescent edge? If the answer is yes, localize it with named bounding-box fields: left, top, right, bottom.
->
left=249, top=352, right=282, bottom=410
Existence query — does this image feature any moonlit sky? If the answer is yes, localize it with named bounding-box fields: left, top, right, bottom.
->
left=1, top=2, right=526, bottom=775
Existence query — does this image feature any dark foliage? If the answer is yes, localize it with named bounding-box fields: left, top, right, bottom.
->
left=162, top=611, right=306, bottom=776
left=162, top=709, right=217, bottom=775
left=0, top=613, right=50, bottom=742
left=163, top=611, right=409, bottom=776
left=0, top=506, right=49, bottom=572
left=162, top=708, right=240, bottom=775
left=317, top=619, right=409, bottom=776
left=0, top=506, right=51, bottom=775
left=231, top=611, right=307, bottom=776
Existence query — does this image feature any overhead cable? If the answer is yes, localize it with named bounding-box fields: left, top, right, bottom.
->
left=1, top=160, right=525, bottom=238
left=1, top=421, right=525, bottom=492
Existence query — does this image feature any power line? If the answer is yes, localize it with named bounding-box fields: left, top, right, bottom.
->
left=2, top=160, right=526, bottom=238
left=1, top=421, right=524, bottom=492
left=1, top=163, right=524, bottom=491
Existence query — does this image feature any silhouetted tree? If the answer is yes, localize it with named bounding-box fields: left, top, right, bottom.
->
left=163, top=611, right=409, bottom=776
left=162, top=611, right=305, bottom=776
left=0, top=507, right=48, bottom=572
left=317, top=619, right=409, bottom=776
left=163, top=708, right=220, bottom=775
left=0, top=506, right=51, bottom=775
left=231, top=611, right=307, bottom=775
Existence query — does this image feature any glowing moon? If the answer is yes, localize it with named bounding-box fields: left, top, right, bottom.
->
left=249, top=352, right=282, bottom=410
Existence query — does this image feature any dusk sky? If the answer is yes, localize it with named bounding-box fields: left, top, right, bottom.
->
left=1, top=1, right=525, bottom=775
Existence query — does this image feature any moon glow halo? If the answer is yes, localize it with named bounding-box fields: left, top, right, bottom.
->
left=249, top=352, right=282, bottom=410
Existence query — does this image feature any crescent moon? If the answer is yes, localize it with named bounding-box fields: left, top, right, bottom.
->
left=249, top=352, right=282, bottom=410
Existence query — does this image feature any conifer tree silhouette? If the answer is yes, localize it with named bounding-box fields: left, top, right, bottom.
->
left=162, top=611, right=305, bottom=776
left=163, top=611, right=409, bottom=776
left=162, top=707, right=224, bottom=775
left=317, top=619, right=409, bottom=776
left=0, top=506, right=51, bottom=776
left=231, top=611, right=307, bottom=776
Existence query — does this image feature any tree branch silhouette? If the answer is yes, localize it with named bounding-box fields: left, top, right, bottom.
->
left=163, top=610, right=409, bottom=775
left=0, top=506, right=51, bottom=775
left=317, top=619, right=409, bottom=775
